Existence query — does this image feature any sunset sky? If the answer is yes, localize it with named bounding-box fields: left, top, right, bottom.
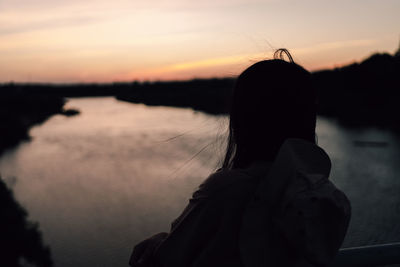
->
left=1, top=0, right=399, bottom=83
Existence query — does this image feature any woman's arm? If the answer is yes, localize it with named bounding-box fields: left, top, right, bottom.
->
left=129, top=169, right=247, bottom=267
left=129, top=172, right=221, bottom=267
left=153, top=190, right=220, bottom=267
left=129, top=232, right=168, bottom=267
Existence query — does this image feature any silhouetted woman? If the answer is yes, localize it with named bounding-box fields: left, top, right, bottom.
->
left=129, top=49, right=351, bottom=267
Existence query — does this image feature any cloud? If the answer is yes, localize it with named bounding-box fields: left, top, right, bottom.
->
left=0, top=0, right=268, bottom=14
left=0, top=15, right=100, bottom=36
left=166, top=54, right=256, bottom=71
left=116, top=52, right=265, bottom=81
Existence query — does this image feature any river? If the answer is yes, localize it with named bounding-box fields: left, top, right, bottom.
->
left=1, top=97, right=400, bottom=267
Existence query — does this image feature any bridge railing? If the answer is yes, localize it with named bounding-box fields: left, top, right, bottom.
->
left=331, top=242, right=400, bottom=266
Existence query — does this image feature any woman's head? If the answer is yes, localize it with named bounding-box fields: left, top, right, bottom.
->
left=222, top=49, right=317, bottom=169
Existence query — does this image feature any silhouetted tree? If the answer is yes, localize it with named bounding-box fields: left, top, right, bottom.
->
left=395, top=39, right=400, bottom=57
left=0, top=88, right=67, bottom=155
left=313, top=50, right=400, bottom=130
left=0, top=177, right=53, bottom=267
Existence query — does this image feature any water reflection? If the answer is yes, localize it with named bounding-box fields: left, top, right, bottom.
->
left=0, top=97, right=399, bottom=267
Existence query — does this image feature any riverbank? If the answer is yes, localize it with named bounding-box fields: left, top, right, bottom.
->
left=0, top=177, right=53, bottom=266
left=313, top=51, right=400, bottom=131
left=0, top=87, right=79, bottom=156
left=116, top=50, right=400, bottom=132
left=1, top=49, right=399, bottom=139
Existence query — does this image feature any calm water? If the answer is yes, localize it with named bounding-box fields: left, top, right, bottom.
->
left=1, top=97, right=400, bottom=267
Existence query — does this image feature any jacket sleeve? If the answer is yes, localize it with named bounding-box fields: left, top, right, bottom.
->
left=274, top=183, right=351, bottom=266
left=153, top=178, right=222, bottom=267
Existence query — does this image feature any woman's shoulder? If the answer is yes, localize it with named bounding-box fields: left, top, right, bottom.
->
left=194, top=162, right=271, bottom=199
left=192, top=169, right=248, bottom=199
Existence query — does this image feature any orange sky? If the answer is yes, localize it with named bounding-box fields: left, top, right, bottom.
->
left=0, top=0, right=399, bottom=83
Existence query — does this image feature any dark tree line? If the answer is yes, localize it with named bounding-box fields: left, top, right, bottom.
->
left=1, top=47, right=399, bottom=156
left=314, top=50, right=400, bottom=130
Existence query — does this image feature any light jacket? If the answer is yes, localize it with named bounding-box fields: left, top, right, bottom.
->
left=239, top=138, right=351, bottom=267
left=149, top=139, right=351, bottom=267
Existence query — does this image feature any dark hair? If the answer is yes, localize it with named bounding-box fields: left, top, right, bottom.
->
left=222, top=49, right=317, bottom=169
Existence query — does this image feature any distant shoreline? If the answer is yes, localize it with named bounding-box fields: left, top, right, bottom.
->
left=1, top=50, right=399, bottom=154
left=0, top=94, right=79, bottom=156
